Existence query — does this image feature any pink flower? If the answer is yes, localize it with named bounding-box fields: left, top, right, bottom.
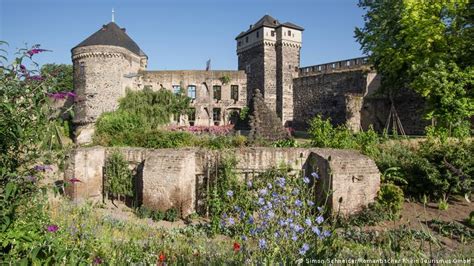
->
left=27, top=48, right=48, bottom=57
left=46, top=224, right=59, bottom=232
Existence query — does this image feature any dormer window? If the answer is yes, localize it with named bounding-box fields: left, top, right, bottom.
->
left=271, top=31, right=275, bottom=37
left=288, top=30, right=292, bottom=36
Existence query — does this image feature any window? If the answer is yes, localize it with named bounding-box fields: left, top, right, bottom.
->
left=231, top=85, right=239, bottom=101
left=256, top=31, right=259, bottom=38
left=289, top=65, right=292, bottom=70
left=188, top=108, right=196, bottom=126
left=271, top=31, right=275, bottom=37
left=246, top=64, right=251, bottom=74
left=288, top=30, right=292, bottom=36
left=213, top=85, right=221, bottom=101
left=172, top=85, right=181, bottom=94
left=213, top=108, right=221, bottom=125
left=245, top=36, right=249, bottom=43
left=238, top=41, right=242, bottom=46
left=187, top=85, right=196, bottom=100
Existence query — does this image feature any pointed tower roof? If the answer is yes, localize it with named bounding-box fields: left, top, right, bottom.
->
left=73, top=22, right=146, bottom=57
left=236, top=15, right=304, bottom=39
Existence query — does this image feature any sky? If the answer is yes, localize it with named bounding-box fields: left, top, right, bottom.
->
left=0, top=0, right=366, bottom=70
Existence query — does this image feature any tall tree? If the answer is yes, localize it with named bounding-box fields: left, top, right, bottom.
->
left=40, top=63, right=73, bottom=92
left=355, top=0, right=473, bottom=135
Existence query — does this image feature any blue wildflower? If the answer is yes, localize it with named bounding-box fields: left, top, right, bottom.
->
left=226, top=190, right=234, bottom=197
left=258, top=197, right=265, bottom=205
left=311, top=172, right=320, bottom=179
left=272, top=192, right=279, bottom=198
left=303, top=176, right=310, bottom=184
left=247, top=180, right=253, bottom=187
left=274, top=232, right=280, bottom=238
left=291, top=234, right=298, bottom=241
left=305, top=218, right=312, bottom=226
left=242, top=235, right=247, bottom=241
left=317, top=206, right=323, bottom=212
left=279, top=219, right=287, bottom=227
left=299, top=243, right=310, bottom=255
left=228, top=217, right=235, bottom=225
left=292, top=210, right=300, bottom=216
left=312, top=226, right=321, bottom=235
left=323, top=230, right=331, bottom=237
left=308, top=200, right=315, bottom=207
left=267, top=183, right=272, bottom=189
left=259, top=188, right=268, bottom=196
left=266, top=201, right=273, bottom=209
left=316, top=215, right=324, bottom=225
left=234, top=206, right=241, bottom=212
left=294, top=199, right=303, bottom=207
left=276, top=177, right=286, bottom=188
left=248, top=216, right=254, bottom=224
left=258, top=239, right=267, bottom=249
left=267, top=211, right=275, bottom=218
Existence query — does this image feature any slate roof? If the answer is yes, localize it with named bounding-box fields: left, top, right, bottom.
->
left=235, top=15, right=304, bottom=39
left=73, top=22, right=147, bottom=57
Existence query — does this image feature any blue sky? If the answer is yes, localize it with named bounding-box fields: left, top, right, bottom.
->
left=0, top=0, right=366, bottom=70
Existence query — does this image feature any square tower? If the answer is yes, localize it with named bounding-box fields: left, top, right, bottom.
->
left=236, top=15, right=303, bottom=125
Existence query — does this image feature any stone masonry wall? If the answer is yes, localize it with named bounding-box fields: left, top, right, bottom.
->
left=65, top=147, right=380, bottom=216
left=292, top=70, right=367, bottom=129
left=139, top=70, right=247, bottom=126
left=277, top=43, right=300, bottom=125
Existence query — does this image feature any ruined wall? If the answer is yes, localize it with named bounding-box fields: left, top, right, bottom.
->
left=292, top=70, right=368, bottom=129
left=65, top=147, right=380, bottom=216
left=139, top=70, right=247, bottom=126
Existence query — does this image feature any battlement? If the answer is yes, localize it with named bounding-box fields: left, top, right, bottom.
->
left=299, top=57, right=370, bottom=76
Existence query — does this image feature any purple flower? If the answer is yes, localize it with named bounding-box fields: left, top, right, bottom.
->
left=305, top=218, right=312, bottom=227
left=259, top=188, right=268, bottom=196
left=316, top=215, right=324, bottom=225
left=67, top=92, right=77, bottom=97
left=308, top=200, right=315, bottom=207
left=299, top=243, right=310, bottom=255
left=247, top=181, right=252, bottom=188
left=228, top=217, right=235, bottom=225
left=248, top=216, right=254, bottom=224
left=25, top=175, right=37, bottom=182
left=46, top=224, right=59, bottom=232
left=317, top=206, right=323, bottom=212
left=258, top=239, right=267, bottom=249
left=257, top=197, right=265, bottom=205
left=323, top=230, right=331, bottom=237
left=312, top=226, right=320, bottom=235
left=27, top=48, right=48, bottom=57
left=34, top=165, right=52, bottom=171
left=291, top=234, right=298, bottom=241
left=93, top=256, right=103, bottom=265
left=311, top=172, right=320, bottom=179
left=226, top=190, right=234, bottom=197
left=267, top=183, right=272, bottom=189
left=279, top=219, right=287, bottom=226
left=294, top=199, right=303, bottom=207
left=276, top=177, right=286, bottom=188
left=303, top=176, right=310, bottom=184
left=241, top=235, right=247, bottom=241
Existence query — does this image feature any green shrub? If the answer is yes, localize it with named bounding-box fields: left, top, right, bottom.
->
left=466, top=211, right=474, bottom=227
left=164, top=208, right=178, bottom=222
left=272, top=138, right=298, bottom=147
left=151, top=210, right=165, bottom=221
left=104, top=151, right=134, bottom=198
left=135, top=206, right=152, bottom=219
left=376, top=184, right=404, bottom=219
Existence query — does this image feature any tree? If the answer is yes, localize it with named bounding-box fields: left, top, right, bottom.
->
left=40, top=63, right=73, bottom=92
left=355, top=0, right=473, bottom=136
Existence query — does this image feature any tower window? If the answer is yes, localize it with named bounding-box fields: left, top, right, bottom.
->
left=187, top=85, right=196, bottom=100
left=256, top=31, right=259, bottom=38
left=246, top=64, right=251, bottom=74
left=271, top=31, right=275, bottom=37
left=79, top=62, right=85, bottom=76
left=172, top=85, right=181, bottom=94
left=238, top=41, right=242, bottom=46
left=213, top=85, right=221, bottom=101
left=245, top=36, right=249, bottom=43
left=231, top=85, right=239, bottom=101
left=288, top=30, right=292, bottom=36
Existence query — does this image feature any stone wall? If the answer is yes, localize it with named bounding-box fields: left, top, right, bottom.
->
left=64, top=146, right=380, bottom=216
left=139, top=70, right=247, bottom=126
left=292, top=70, right=368, bottom=129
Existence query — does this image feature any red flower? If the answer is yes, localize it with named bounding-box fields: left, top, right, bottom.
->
left=158, top=252, right=165, bottom=262
left=233, top=242, right=241, bottom=252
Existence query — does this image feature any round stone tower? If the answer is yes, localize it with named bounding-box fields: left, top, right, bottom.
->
left=71, top=22, right=147, bottom=144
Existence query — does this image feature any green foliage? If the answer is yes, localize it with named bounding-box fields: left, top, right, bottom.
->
left=40, top=63, right=73, bottom=92
left=308, top=115, right=380, bottom=155
left=467, top=211, right=474, bottom=228
left=219, top=75, right=231, bottom=85
left=239, top=106, right=249, bottom=121
left=164, top=208, right=178, bottom=222
left=355, top=0, right=473, bottom=135
left=342, top=203, right=390, bottom=227
left=374, top=140, right=473, bottom=200
left=438, top=196, right=449, bottom=211
left=119, top=87, right=191, bottom=129
left=376, top=184, right=404, bottom=219
left=428, top=219, right=474, bottom=243
left=272, top=138, right=298, bottom=148
left=104, top=151, right=133, bottom=197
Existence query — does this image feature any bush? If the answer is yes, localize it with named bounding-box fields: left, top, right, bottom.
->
left=376, top=184, right=404, bottom=219
left=164, top=208, right=178, bottom=222
left=104, top=151, right=133, bottom=198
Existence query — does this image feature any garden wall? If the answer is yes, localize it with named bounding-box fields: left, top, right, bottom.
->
left=64, top=147, right=380, bottom=216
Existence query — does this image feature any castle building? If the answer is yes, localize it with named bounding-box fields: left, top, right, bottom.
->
left=72, top=15, right=427, bottom=144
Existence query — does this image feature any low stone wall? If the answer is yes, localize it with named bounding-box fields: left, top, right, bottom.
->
left=64, top=147, right=380, bottom=216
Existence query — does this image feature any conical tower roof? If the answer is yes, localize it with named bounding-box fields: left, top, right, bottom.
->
left=73, top=22, right=146, bottom=57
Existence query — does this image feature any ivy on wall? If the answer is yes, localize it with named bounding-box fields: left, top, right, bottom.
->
left=104, top=151, right=133, bottom=198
